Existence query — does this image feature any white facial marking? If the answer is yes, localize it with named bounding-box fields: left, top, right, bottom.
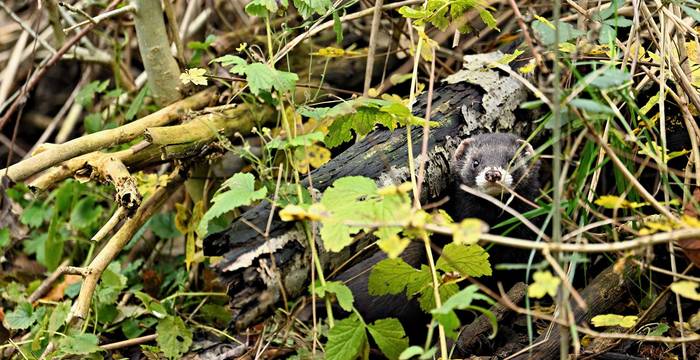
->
left=475, top=166, right=512, bottom=195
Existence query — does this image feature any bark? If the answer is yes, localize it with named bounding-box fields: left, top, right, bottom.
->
left=511, top=263, right=639, bottom=360
left=132, top=0, right=182, bottom=106
left=203, top=55, right=535, bottom=330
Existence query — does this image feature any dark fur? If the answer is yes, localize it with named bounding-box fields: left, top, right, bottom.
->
left=325, top=133, right=541, bottom=344
left=450, top=133, right=541, bottom=225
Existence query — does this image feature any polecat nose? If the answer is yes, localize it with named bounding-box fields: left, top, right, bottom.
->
left=485, top=169, right=502, bottom=182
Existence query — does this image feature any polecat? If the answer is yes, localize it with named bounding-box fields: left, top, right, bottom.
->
left=449, top=132, right=541, bottom=226
left=326, top=133, right=541, bottom=345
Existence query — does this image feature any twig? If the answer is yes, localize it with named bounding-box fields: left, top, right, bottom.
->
left=0, top=31, right=29, bottom=106
left=27, top=260, right=70, bottom=303
left=100, top=334, right=157, bottom=351
left=363, top=0, right=384, bottom=96
left=62, top=4, right=136, bottom=32
left=67, top=168, right=185, bottom=325
left=92, top=207, right=126, bottom=242
left=0, top=0, right=122, bottom=133
left=0, top=2, right=57, bottom=55
left=2, top=87, right=216, bottom=182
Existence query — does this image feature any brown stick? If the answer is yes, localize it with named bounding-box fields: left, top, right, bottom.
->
left=0, top=0, right=122, bottom=132
left=2, top=88, right=216, bottom=182
left=67, top=168, right=186, bottom=325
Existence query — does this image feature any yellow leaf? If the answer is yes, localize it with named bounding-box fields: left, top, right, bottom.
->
left=682, top=215, right=700, bottom=228
left=533, top=14, right=555, bottom=29
left=452, top=218, right=487, bottom=245
left=528, top=270, right=560, bottom=299
left=236, top=42, right=248, bottom=52
left=518, top=59, right=536, bottom=74
left=558, top=42, right=577, bottom=53
left=367, top=88, right=380, bottom=97
left=670, top=281, right=700, bottom=301
left=377, top=182, right=413, bottom=196
left=306, top=144, right=331, bottom=168
left=174, top=203, right=191, bottom=234
left=279, top=204, right=324, bottom=221
left=311, top=46, right=361, bottom=58
left=591, top=314, right=638, bottom=328
left=377, top=234, right=410, bottom=259
left=595, top=195, right=647, bottom=209
left=493, top=49, right=524, bottom=65
left=180, top=68, right=208, bottom=86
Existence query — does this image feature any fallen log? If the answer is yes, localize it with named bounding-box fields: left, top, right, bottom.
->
left=510, top=263, right=639, bottom=360
left=203, top=52, right=537, bottom=330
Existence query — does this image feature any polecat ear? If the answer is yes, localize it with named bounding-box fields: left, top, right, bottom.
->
left=515, top=139, right=535, bottom=158
left=453, top=138, right=473, bottom=162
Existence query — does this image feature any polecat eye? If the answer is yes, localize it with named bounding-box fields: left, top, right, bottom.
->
left=472, top=160, right=479, bottom=168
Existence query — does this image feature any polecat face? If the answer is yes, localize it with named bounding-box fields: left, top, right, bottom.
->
left=452, top=133, right=537, bottom=196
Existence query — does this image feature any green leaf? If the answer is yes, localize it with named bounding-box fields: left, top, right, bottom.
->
left=319, top=176, right=377, bottom=251
left=325, top=314, right=367, bottom=360
left=591, top=314, right=638, bottom=328
left=333, top=10, right=343, bottom=43
left=21, top=202, right=46, bottom=228
left=126, top=86, right=149, bottom=121
left=682, top=4, right=700, bottom=22
left=418, top=282, right=459, bottom=313
left=70, top=197, right=103, bottom=229
left=586, top=68, right=631, bottom=89
left=313, top=281, right=354, bottom=311
left=54, top=179, right=79, bottom=217
left=431, top=285, right=492, bottom=315
left=3, top=302, right=36, bottom=330
left=293, top=0, right=331, bottom=19
left=266, top=131, right=325, bottom=149
left=603, top=17, right=633, bottom=27
left=211, top=54, right=247, bottom=68
left=197, top=172, right=267, bottom=237
left=44, top=215, right=64, bottom=271
left=528, top=270, right=561, bottom=299
left=135, top=291, right=169, bottom=318
left=649, top=323, right=670, bottom=336
left=595, top=0, right=622, bottom=21
left=150, top=212, right=181, bottom=239
left=76, top=80, right=109, bottom=107
left=96, top=264, right=127, bottom=305
left=122, top=317, right=158, bottom=339
left=230, top=62, right=299, bottom=95
left=569, top=98, right=615, bottom=114
left=0, top=228, right=9, bottom=248
left=368, top=258, right=420, bottom=296
left=1, top=282, right=26, bottom=303
left=399, top=346, right=429, bottom=359
left=58, top=333, right=103, bottom=355
left=245, top=0, right=282, bottom=17
left=367, top=318, right=409, bottom=360
left=2, top=282, right=27, bottom=304
left=479, top=10, right=498, bottom=31
left=48, top=301, right=71, bottom=334
left=326, top=107, right=389, bottom=147
left=398, top=6, right=430, bottom=20
left=532, top=20, right=584, bottom=46
left=84, top=113, right=103, bottom=134
left=436, top=243, right=491, bottom=277
left=156, top=316, right=193, bottom=359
